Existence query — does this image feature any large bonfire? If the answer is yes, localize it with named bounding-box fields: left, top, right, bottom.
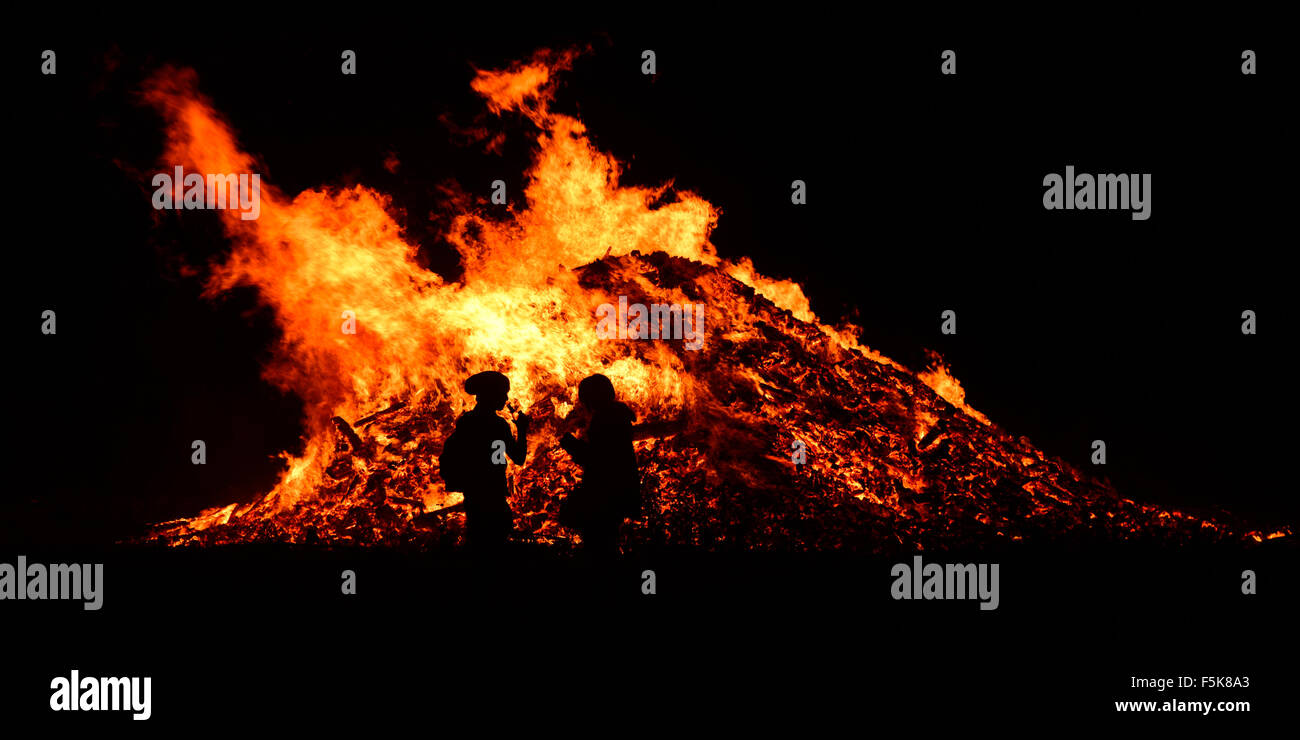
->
left=141, top=50, right=1285, bottom=552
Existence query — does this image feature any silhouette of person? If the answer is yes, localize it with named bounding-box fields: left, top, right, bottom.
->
left=453, top=371, right=529, bottom=549
left=559, top=374, right=639, bottom=557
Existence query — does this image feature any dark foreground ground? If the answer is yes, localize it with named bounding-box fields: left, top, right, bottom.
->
left=1, top=540, right=1295, bottom=731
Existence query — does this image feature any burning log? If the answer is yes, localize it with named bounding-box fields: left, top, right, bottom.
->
left=355, top=402, right=408, bottom=428
left=331, top=416, right=366, bottom=458
left=413, top=501, right=465, bottom=526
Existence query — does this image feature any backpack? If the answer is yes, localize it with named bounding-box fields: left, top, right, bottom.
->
left=438, top=425, right=473, bottom=493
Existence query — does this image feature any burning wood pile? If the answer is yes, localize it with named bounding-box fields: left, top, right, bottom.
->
left=139, top=51, right=1286, bottom=551
left=149, top=249, right=1275, bottom=551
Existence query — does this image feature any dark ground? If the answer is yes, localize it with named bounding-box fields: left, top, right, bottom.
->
left=1, top=542, right=1295, bottom=730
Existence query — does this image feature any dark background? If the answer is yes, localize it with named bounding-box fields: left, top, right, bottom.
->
left=2, top=14, right=1295, bottom=731
left=6, top=21, right=1292, bottom=543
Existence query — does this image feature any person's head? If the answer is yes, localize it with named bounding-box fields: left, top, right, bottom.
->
left=465, top=371, right=510, bottom=411
left=577, top=374, right=618, bottom=410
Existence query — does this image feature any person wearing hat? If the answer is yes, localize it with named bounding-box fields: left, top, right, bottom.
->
left=446, top=371, right=530, bottom=549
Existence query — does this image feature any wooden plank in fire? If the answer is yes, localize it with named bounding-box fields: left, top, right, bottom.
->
left=354, top=402, right=408, bottom=428
left=331, top=416, right=366, bottom=457
left=412, top=501, right=465, bottom=528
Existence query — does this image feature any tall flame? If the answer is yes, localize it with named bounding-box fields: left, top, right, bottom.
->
left=142, top=52, right=971, bottom=523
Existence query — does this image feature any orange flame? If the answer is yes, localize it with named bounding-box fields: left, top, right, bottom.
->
left=918, top=350, right=990, bottom=426
left=142, top=51, right=992, bottom=529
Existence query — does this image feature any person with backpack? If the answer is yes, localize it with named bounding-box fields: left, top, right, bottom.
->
left=558, top=374, right=640, bottom=557
left=439, top=371, right=529, bottom=550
